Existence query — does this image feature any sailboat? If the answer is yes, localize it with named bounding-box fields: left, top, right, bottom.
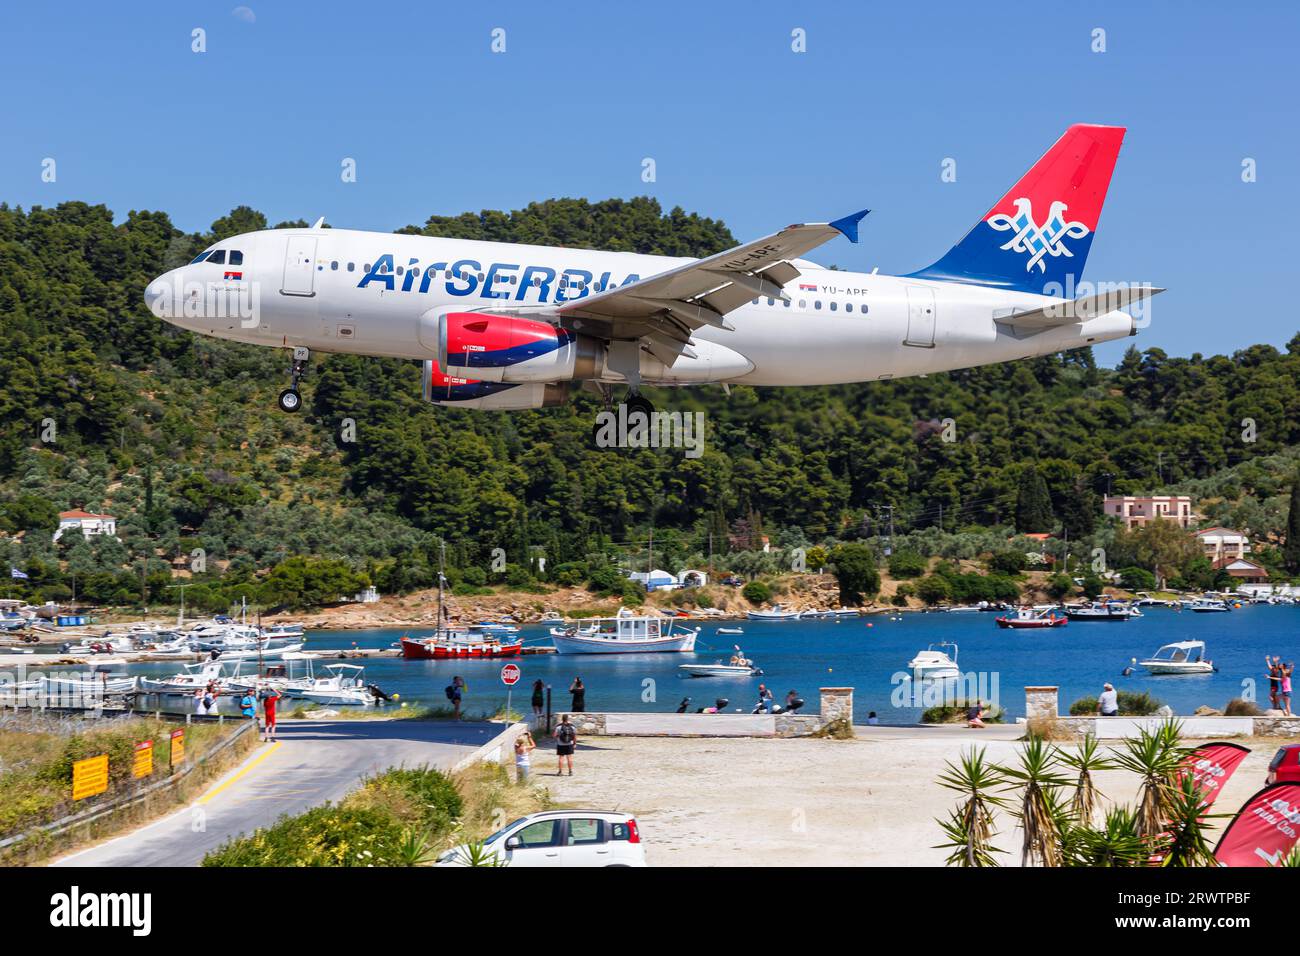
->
left=398, top=542, right=523, bottom=660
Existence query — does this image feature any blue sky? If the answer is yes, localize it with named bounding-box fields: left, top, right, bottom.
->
left=4, top=0, right=1297, bottom=364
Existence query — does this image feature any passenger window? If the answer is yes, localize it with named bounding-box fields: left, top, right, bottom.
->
left=364, top=263, right=371, bottom=272
left=814, top=300, right=822, bottom=310
left=798, top=299, right=806, bottom=309
left=330, top=261, right=338, bottom=270
left=514, top=820, right=560, bottom=847
left=229, top=250, right=244, bottom=265
left=846, top=303, right=854, bottom=313
left=347, top=262, right=355, bottom=272
left=830, top=302, right=837, bottom=311
left=783, top=299, right=790, bottom=308
left=207, top=250, right=226, bottom=265
left=862, top=305, right=869, bottom=314
left=767, top=298, right=775, bottom=306
left=566, top=819, right=605, bottom=845
left=396, top=266, right=404, bottom=275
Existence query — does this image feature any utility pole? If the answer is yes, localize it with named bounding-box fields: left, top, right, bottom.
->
left=707, top=532, right=714, bottom=574
left=166, top=582, right=193, bottom=628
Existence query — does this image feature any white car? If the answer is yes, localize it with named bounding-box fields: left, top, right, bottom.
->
left=436, top=810, right=647, bottom=867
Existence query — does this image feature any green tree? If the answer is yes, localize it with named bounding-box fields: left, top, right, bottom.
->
left=1015, top=467, right=1054, bottom=533
left=829, top=543, right=880, bottom=605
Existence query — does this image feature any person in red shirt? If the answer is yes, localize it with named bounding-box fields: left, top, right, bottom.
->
left=260, top=683, right=282, bottom=742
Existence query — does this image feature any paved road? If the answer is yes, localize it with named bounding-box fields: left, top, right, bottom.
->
left=53, top=718, right=500, bottom=867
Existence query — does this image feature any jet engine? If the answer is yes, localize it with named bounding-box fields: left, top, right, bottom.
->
left=422, top=362, right=566, bottom=410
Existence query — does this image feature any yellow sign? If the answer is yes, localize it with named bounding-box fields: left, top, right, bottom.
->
left=170, top=728, right=185, bottom=766
left=72, top=754, right=109, bottom=801
left=133, top=740, right=153, bottom=779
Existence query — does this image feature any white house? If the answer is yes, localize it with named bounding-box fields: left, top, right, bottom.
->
left=54, top=509, right=117, bottom=543
left=1195, top=527, right=1251, bottom=563
left=1103, top=494, right=1196, bottom=529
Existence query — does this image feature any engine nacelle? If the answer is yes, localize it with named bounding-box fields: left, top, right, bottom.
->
left=422, top=361, right=567, bottom=410
left=437, top=311, right=755, bottom=385
left=439, top=312, right=602, bottom=384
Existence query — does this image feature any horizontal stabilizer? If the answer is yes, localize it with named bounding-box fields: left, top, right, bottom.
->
left=998, top=286, right=1164, bottom=333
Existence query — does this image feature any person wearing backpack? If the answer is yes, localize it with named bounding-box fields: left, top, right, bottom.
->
left=554, top=714, right=578, bottom=776
left=444, top=675, right=465, bottom=720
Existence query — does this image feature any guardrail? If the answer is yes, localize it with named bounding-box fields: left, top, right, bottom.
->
left=0, top=716, right=257, bottom=852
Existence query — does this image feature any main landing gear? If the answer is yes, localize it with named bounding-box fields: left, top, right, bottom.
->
left=278, top=346, right=310, bottom=413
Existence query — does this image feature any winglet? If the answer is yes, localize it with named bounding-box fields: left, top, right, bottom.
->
left=829, top=208, right=870, bottom=243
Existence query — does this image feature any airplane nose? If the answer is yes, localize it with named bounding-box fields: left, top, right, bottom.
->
left=145, top=269, right=183, bottom=322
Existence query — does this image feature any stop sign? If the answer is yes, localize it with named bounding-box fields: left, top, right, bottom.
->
left=500, top=662, right=521, bottom=686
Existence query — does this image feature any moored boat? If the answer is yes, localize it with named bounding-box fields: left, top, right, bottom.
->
left=1065, top=601, right=1134, bottom=622
left=907, top=642, right=961, bottom=680
left=746, top=604, right=802, bottom=621
left=995, top=607, right=1068, bottom=629
left=1138, top=640, right=1214, bottom=675
left=551, top=607, right=699, bottom=654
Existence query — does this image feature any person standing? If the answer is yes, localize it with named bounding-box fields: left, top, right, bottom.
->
left=260, top=683, right=282, bottom=742
left=193, top=686, right=207, bottom=716
left=446, top=675, right=465, bottom=720
left=514, top=730, right=536, bottom=782
left=1097, top=683, right=1119, bottom=717
left=1267, top=656, right=1282, bottom=711
left=531, top=679, right=545, bottom=718
left=755, top=683, right=774, bottom=714
left=1282, top=661, right=1294, bottom=717
left=555, top=715, right=577, bottom=776
left=239, top=688, right=257, bottom=729
left=568, top=676, right=586, bottom=713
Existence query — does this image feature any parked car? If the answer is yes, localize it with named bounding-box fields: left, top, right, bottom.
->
left=1266, top=744, right=1300, bottom=785
left=436, top=810, right=646, bottom=867
left=721, top=576, right=744, bottom=587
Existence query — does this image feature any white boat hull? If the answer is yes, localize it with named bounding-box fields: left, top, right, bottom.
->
left=678, top=664, right=758, bottom=678
left=1139, top=661, right=1214, bottom=675
left=551, top=630, right=697, bottom=654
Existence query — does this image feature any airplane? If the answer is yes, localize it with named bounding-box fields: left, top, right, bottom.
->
left=146, top=123, right=1159, bottom=420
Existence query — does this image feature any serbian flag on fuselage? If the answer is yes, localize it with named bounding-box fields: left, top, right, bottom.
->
left=1213, top=782, right=1300, bottom=867
left=1179, top=742, right=1251, bottom=808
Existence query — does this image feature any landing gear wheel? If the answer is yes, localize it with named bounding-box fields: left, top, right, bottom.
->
left=278, top=388, right=302, bottom=413
left=626, top=395, right=654, bottom=419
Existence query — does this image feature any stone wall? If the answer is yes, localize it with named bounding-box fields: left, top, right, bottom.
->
left=554, top=687, right=850, bottom=738
left=1021, top=687, right=1300, bottom=739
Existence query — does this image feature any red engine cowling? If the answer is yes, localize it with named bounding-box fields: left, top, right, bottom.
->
left=422, top=361, right=566, bottom=410
left=438, top=312, right=601, bottom=383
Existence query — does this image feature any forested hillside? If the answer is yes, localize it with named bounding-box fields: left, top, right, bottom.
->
left=2, top=198, right=1299, bottom=610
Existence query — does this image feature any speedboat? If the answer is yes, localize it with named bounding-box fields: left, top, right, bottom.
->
left=995, top=607, right=1068, bottom=630
left=263, top=621, right=306, bottom=639
left=1187, top=599, right=1230, bottom=613
left=285, top=663, right=381, bottom=706
left=717, top=627, right=744, bottom=635
left=907, top=642, right=961, bottom=680
left=60, top=633, right=137, bottom=654
left=746, top=605, right=802, bottom=621
left=680, top=645, right=761, bottom=677
left=550, top=607, right=699, bottom=654
left=139, top=659, right=227, bottom=694
left=539, top=612, right=564, bottom=624
left=1065, top=601, right=1134, bottom=622
left=1139, top=640, right=1214, bottom=675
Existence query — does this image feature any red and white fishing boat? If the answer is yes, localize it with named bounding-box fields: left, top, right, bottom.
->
left=995, top=607, right=1068, bottom=630
left=399, top=632, right=523, bottom=659
left=397, top=541, right=525, bottom=660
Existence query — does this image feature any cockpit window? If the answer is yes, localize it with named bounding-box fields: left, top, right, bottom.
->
left=207, top=250, right=227, bottom=265
left=229, top=250, right=243, bottom=266
left=189, top=251, right=210, bottom=264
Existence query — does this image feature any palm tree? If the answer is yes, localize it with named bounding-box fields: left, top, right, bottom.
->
left=1113, top=722, right=1186, bottom=842
left=1157, top=775, right=1226, bottom=867
left=934, top=747, right=1008, bottom=867
left=1060, top=805, right=1149, bottom=867
left=1059, top=734, right=1115, bottom=824
left=999, top=736, right=1072, bottom=867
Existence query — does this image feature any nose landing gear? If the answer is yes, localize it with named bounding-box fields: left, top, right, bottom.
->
left=277, top=346, right=310, bottom=413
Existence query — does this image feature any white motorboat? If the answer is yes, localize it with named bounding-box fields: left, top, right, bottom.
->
left=1139, top=640, right=1214, bottom=675
left=222, top=653, right=319, bottom=694
left=746, top=604, right=802, bottom=621
left=717, top=627, right=744, bottom=635
left=263, top=622, right=306, bottom=639
left=41, top=674, right=138, bottom=696
left=59, top=634, right=137, bottom=654
left=539, top=612, right=564, bottom=624
left=285, top=663, right=380, bottom=706
left=208, top=641, right=305, bottom=662
left=550, top=607, right=699, bottom=654
left=139, top=659, right=227, bottom=694
left=1065, top=601, right=1135, bottom=622
left=1187, top=599, right=1230, bottom=613
left=907, top=642, right=961, bottom=680
left=680, top=645, right=761, bottom=677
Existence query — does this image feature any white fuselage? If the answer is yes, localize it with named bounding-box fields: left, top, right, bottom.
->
left=148, top=227, right=1137, bottom=388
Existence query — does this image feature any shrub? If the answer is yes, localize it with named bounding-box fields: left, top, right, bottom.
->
left=916, top=574, right=951, bottom=605
left=461, top=566, right=487, bottom=587
left=586, top=565, right=624, bottom=594
left=887, top=551, right=927, bottom=579
left=742, top=580, right=772, bottom=605
left=1117, top=566, right=1157, bottom=591
left=1069, top=691, right=1163, bottom=716
left=922, top=700, right=1004, bottom=724
left=1224, top=697, right=1263, bottom=717
left=988, top=550, right=1028, bottom=575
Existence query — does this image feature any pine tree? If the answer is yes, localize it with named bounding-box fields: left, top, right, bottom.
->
left=1015, top=467, right=1055, bottom=533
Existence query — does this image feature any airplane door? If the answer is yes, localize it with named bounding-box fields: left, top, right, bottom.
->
left=281, top=235, right=318, bottom=296
left=904, top=285, right=936, bottom=347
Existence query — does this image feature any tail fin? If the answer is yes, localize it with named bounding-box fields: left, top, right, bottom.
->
left=908, top=124, right=1125, bottom=295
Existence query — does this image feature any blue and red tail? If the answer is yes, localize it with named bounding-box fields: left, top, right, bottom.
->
left=907, top=124, right=1125, bottom=295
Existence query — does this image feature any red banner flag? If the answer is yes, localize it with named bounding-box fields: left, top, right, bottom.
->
left=1180, top=742, right=1251, bottom=808
left=1213, top=783, right=1300, bottom=867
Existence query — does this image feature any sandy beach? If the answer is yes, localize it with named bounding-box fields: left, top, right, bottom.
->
left=536, top=727, right=1283, bottom=866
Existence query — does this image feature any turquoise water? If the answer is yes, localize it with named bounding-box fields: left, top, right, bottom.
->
left=241, top=604, right=1298, bottom=723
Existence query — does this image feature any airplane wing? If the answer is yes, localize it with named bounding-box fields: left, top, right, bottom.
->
left=996, top=286, right=1164, bottom=336
left=551, top=209, right=869, bottom=365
